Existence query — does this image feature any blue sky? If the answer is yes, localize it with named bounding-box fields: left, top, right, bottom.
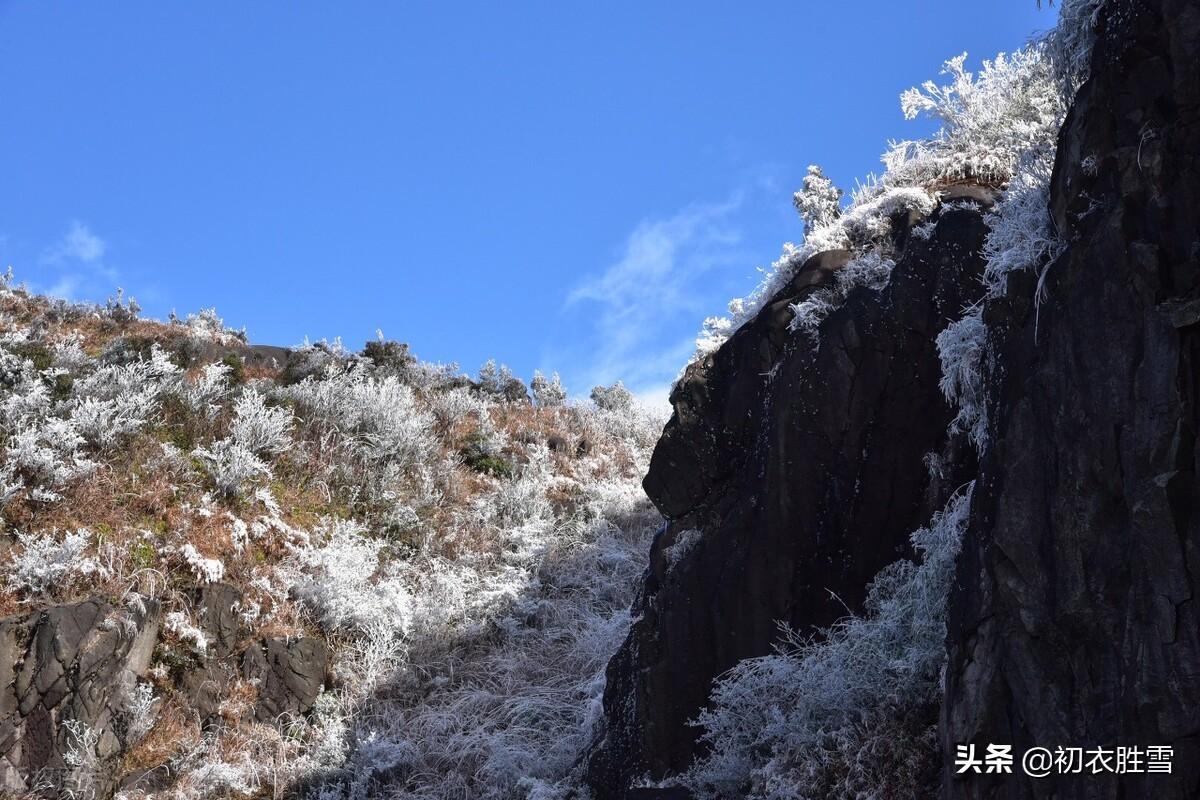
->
left=0, top=1, right=1052, bottom=403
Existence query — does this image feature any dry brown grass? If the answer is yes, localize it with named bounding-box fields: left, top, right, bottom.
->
left=118, top=695, right=202, bottom=779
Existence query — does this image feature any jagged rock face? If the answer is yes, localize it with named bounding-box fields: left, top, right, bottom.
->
left=587, top=197, right=991, bottom=796
left=0, top=599, right=159, bottom=798
left=941, top=1, right=1200, bottom=798
left=242, top=636, right=330, bottom=722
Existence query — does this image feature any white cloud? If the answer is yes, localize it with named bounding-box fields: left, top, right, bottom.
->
left=43, top=220, right=106, bottom=265
left=558, top=197, right=747, bottom=404
left=33, top=221, right=119, bottom=301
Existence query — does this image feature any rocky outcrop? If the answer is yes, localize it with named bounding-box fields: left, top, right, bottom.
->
left=0, top=599, right=160, bottom=798
left=242, top=636, right=330, bottom=723
left=941, top=1, right=1200, bottom=798
left=587, top=194, right=993, bottom=795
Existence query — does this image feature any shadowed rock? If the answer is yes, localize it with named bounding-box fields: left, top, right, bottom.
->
left=942, top=1, right=1200, bottom=797
left=588, top=197, right=991, bottom=796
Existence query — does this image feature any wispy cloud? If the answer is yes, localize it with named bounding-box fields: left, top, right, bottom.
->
left=558, top=196, right=748, bottom=408
left=42, top=220, right=106, bottom=265
left=36, top=221, right=117, bottom=300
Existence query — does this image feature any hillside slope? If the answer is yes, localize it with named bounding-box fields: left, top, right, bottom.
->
left=0, top=286, right=662, bottom=798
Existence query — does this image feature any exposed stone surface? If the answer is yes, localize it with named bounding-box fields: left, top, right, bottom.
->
left=178, top=583, right=246, bottom=724
left=0, top=599, right=159, bottom=798
left=942, top=1, right=1200, bottom=798
left=242, top=636, right=330, bottom=722
left=588, top=198, right=992, bottom=796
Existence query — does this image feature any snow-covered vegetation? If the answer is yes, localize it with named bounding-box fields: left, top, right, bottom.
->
left=0, top=272, right=662, bottom=799
left=695, top=17, right=1076, bottom=361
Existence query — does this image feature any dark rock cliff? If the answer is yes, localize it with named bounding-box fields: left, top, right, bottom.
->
left=942, top=1, right=1200, bottom=798
left=587, top=193, right=993, bottom=796
left=0, top=599, right=160, bottom=798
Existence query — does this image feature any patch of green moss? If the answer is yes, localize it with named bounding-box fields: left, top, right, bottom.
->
left=9, top=341, right=53, bottom=372
left=130, top=539, right=156, bottom=570
left=460, top=433, right=514, bottom=478
left=221, top=354, right=247, bottom=385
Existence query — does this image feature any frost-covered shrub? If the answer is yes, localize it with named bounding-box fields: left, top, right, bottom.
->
left=123, top=683, right=159, bottom=742
left=179, top=361, right=233, bottom=417
left=69, top=343, right=182, bottom=448
left=664, top=528, right=702, bottom=571
left=7, top=529, right=105, bottom=595
left=193, top=440, right=271, bottom=496
left=693, top=42, right=1062, bottom=362
left=361, top=336, right=417, bottom=376
left=228, top=388, right=294, bottom=457
left=300, top=462, right=663, bottom=800
left=478, top=359, right=529, bottom=403
left=104, top=288, right=141, bottom=325
left=590, top=381, right=633, bottom=412
left=427, top=386, right=489, bottom=429
left=1044, top=0, right=1105, bottom=99
left=530, top=370, right=567, bottom=408
left=936, top=306, right=988, bottom=448
left=3, top=420, right=97, bottom=500
left=290, top=519, right=414, bottom=637
left=283, top=368, right=437, bottom=475
left=165, top=610, right=210, bottom=656
left=680, top=487, right=973, bottom=799
left=180, top=543, right=226, bottom=584
left=981, top=153, right=1063, bottom=298
left=174, top=307, right=247, bottom=345
left=793, top=165, right=843, bottom=235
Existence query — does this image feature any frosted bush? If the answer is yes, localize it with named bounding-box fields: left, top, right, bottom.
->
left=890, top=48, right=1061, bottom=189
left=936, top=306, right=989, bottom=448
left=478, top=359, right=528, bottom=402
left=180, top=361, right=233, bottom=416
left=4, top=420, right=97, bottom=496
left=165, top=610, right=209, bottom=656
left=228, top=388, right=294, bottom=456
left=789, top=251, right=895, bottom=338
left=180, top=543, right=226, bottom=584
left=694, top=42, right=1061, bottom=362
left=183, top=759, right=257, bottom=796
left=70, top=344, right=182, bottom=448
left=530, top=370, right=567, bottom=407
left=7, top=528, right=104, bottom=595
left=664, top=528, right=702, bottom=571
left=103, top=288, right=141, bottom=324
left=193, top=440, right=271, bottom=496
left=981, top=152, right=1063, bottom=299
left=590, top=381, right=633, bottom=412
left=123, top=683, right=159, bottom=742
left=680, top=486, right=973, bottom=799
left=1044, top=0, right=1105, bottom=99
left=793, top=165, right=843, bottom=235
left=427, top=385, right=489, bottom=428
left=300, top=464, right=663, bottom=800
left=176, top=307, right=247, bottom=345
left=290, top=519, right=414, bottom=637
left=284, top=368, right=437, bottom=473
